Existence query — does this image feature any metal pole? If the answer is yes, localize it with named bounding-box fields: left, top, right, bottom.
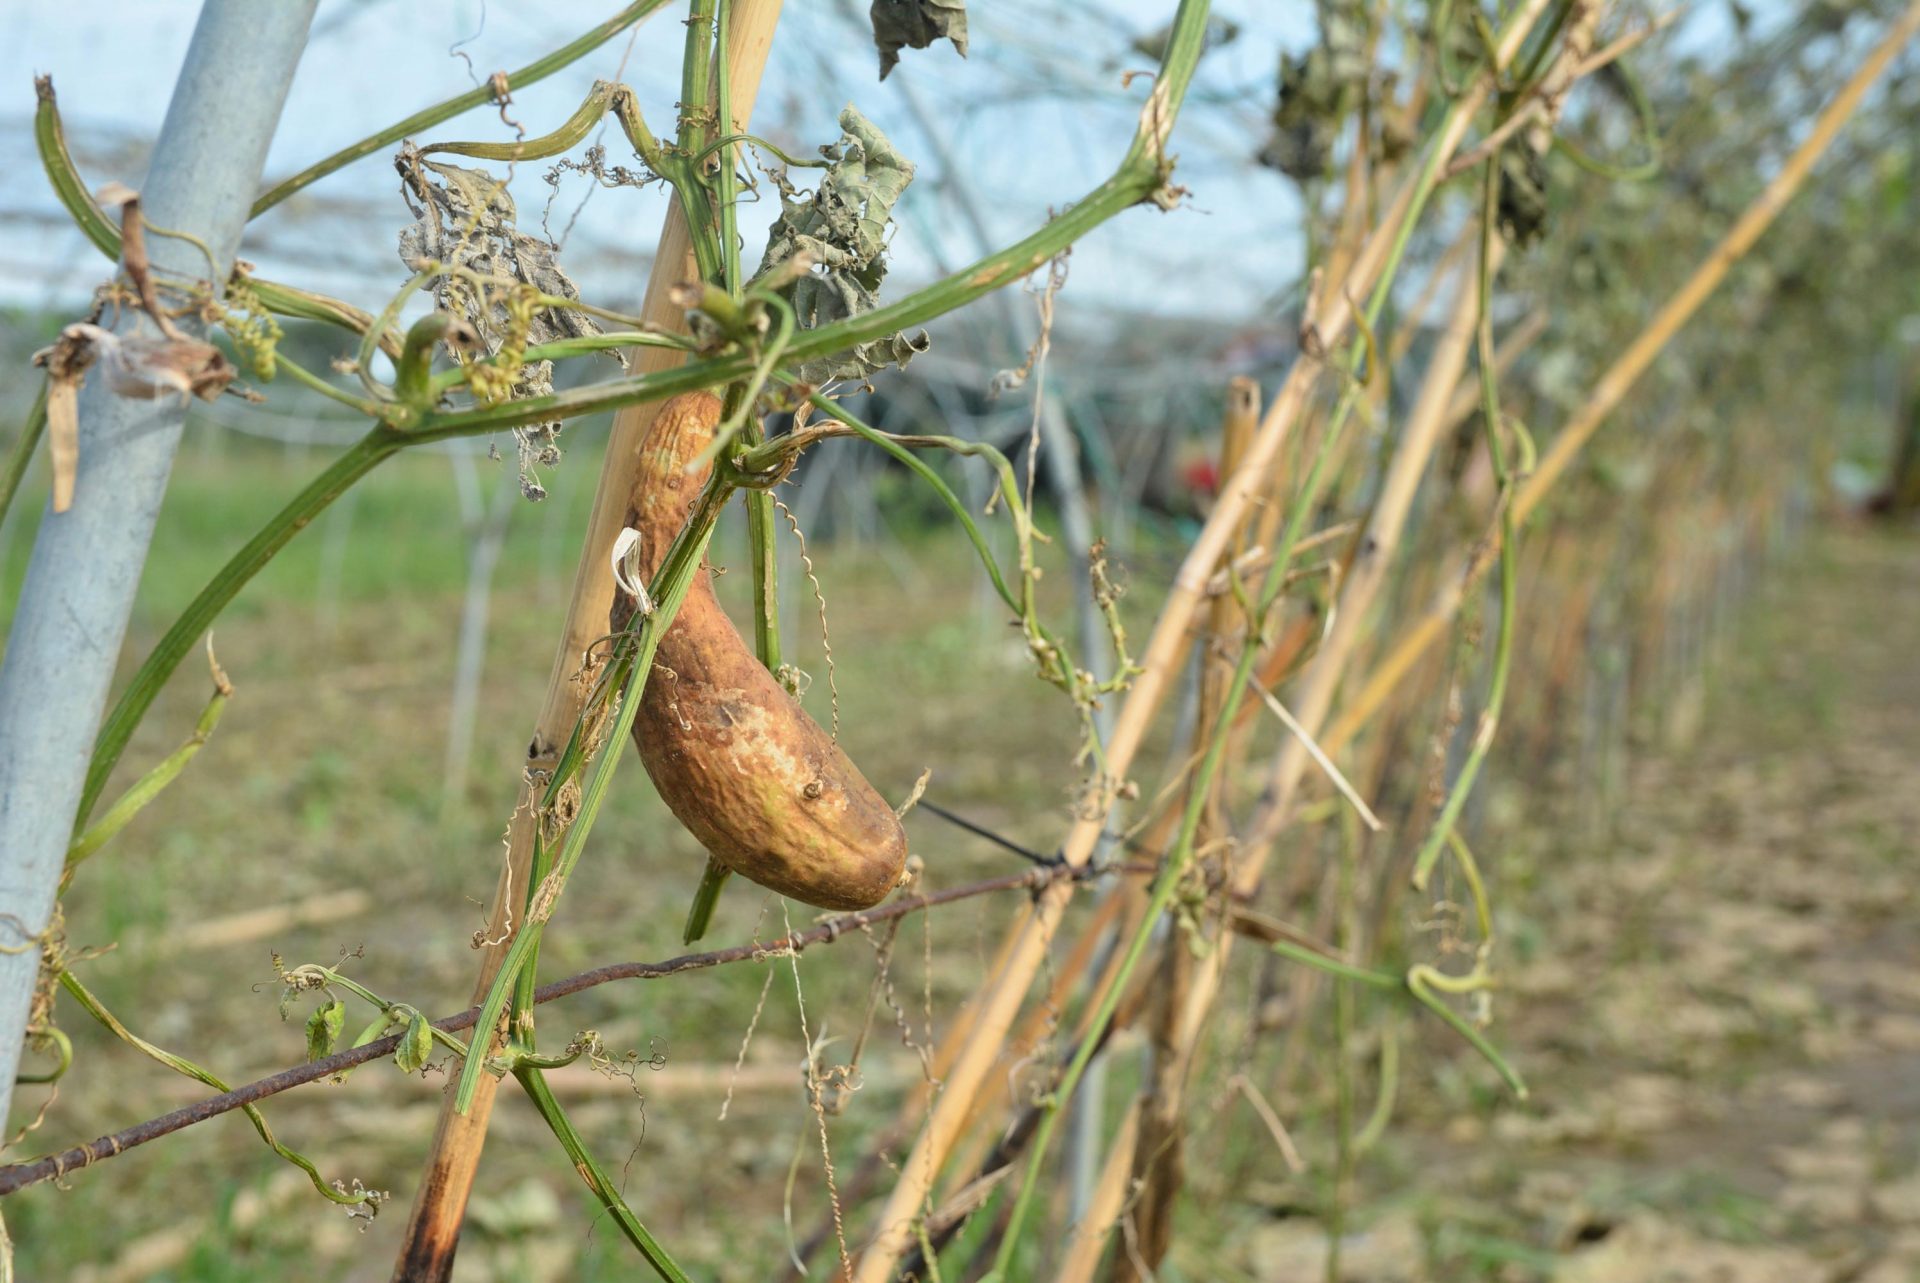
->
left=0, top=0, right=318, bottom=1132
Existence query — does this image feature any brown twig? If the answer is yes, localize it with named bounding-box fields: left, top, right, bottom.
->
left=100, top=185, right=188, bottom=343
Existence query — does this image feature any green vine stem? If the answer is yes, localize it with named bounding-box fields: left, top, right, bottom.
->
left=248, top=0, right=675, bottom=217
left=679, top=0, right=718, bottom=158
left=1410, top=160, right=1523, bottom=891
left=238, top=272, right=402, bottom=358
left=64, top=643, right=231, bottom=878
left=1406, top=966, right=1527, bottom=1096
left=680, top=860, right=733, bottom=945
left=1354, top=1024, right=1401, bottom=1154
left=278, top=963, right=472, bottom=1063
left=266, top=347, right=388, bottom=417
left=0, top=383, right=49, bottom=531
left=58, top=973, right=382, bottom=1211
left=78, top=432, right=399, bottom=824
left=1264, top=942, right=1527, bottom=1096
left=514, top=1066, right=691, bottom=1282
left=712, top=2, right=784, bottom=721
left=13, top=1026, right=70, bottom=1087
left=34, top=79, right=400, bottom=357
left=713, top=4, right=746, bottom=299
left=687, top=131, right=827, bottom=173
left=31, top=78, right=115, bottom=258
left=418, top=80, right=620, bottom=162
left=1552, top=55, right=1662, bottom=180
left=683, top=28, right=764, bottom=948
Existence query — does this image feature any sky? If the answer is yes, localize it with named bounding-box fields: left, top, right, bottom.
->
left=0, top=1, right=1319, bottom=329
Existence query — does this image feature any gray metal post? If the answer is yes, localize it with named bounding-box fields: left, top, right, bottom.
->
left=0, top=0, right=318, bottom=1131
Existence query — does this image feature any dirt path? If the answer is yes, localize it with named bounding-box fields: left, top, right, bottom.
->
left=1241, top=525, right=1920, bottom=1282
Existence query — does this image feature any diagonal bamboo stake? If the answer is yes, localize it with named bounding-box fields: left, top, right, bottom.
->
left=1320, top=0, right=1920, bottom=760
left=1186, top=3, right=1629, bottom=1123
left=1258, top=244, right=1499, bottom=838
left=389, top=6, right=784, bottom=1277
left=847, top=10, right=1555, bottom=1274
left=1064, top=239, right=1496, bottom=1281
left=1055, top=1109, right=1142, bottom=1283
left=1116, top=380, right=1259, bottom=1279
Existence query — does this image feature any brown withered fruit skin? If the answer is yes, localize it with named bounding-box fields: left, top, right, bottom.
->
left=611, top=392, right=909, bottom=911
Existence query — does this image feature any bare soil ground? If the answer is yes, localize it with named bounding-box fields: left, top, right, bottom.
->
left=1230, top=524, right=1920, bottom=1282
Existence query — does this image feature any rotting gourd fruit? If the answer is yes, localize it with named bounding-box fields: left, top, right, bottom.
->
left=610, top=392, right=909, bottom=911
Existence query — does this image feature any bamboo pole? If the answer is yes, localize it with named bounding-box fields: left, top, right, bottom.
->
left=389, top=6, right=784, bottom=1277
left=1054, top=1110, right=1141, bottom=1283
left=1114, top=379, right=1259, bottom=1279
left=1092, top=242, right=1490, bottom=1275
left=1259, top=246, right=1496, bottom=835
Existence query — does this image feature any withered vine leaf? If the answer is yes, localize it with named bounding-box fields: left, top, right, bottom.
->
left=31, top=323, right=235, bottom=509
left=757, top=106, right=929, bottom=384
left=1498, top=146, right=1551, bottom=248
left=396, top=148, right=609, bottom=499
left=870, top=0, right=968, bottom=80
left=1258, top=0, right=1370, bottom=182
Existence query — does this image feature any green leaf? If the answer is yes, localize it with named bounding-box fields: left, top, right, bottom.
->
left=305, top=998, right=347, bottom=1062
left=67, top=651, right=231, bottom=870
left=328, top=1013, right=391, bottom=1084
left=395, top=1012, right=433, bottom=1074
left=756, top=106, right=928, bottom=384
left=870, top=0, right=968, bottom=80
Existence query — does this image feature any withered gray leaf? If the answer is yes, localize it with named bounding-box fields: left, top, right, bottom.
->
left=1259, top=0, right=1370, bottom=182
left=1498, top=146, right=1551, bottom=248
left=396, top=147, right=609, bottom=498
left=871, top=0, right=968, bottom=80
left=756, top=106, right=929, bottom=384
